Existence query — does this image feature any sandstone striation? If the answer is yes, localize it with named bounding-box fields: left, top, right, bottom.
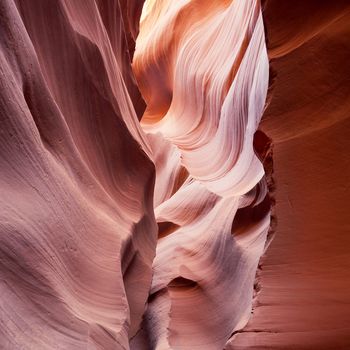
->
left=1, top=1, right=349, bottom=349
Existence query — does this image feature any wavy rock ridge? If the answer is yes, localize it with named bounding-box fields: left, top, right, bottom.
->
left=131, top=0, right=271, bottom=348
left=1, top=0, right=155, bottom=348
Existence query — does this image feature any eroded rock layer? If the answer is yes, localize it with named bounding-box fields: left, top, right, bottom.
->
left=227, top=1, right=350, bottom=349
left=131, top=0, right=271, bottom=348
left=0, top=0, right=156, bottom=348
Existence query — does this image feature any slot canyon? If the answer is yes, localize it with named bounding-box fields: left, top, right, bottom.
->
left=0, top=0, right=349, bottom=349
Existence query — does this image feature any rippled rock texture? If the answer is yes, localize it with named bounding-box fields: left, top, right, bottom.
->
left=1, top=0, right=349, bottom=349
left=228, top=1, right=350, bottom=349
left=131, top=0, right=270, bottom=349
left=0, top=0, right=156, bottom=348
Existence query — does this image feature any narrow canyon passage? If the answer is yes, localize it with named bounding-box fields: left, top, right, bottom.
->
left=1, top=0, right=349, bottom=349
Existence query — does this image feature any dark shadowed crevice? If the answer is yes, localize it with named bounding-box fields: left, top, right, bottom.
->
left=157, top=221, right=180, bottom=239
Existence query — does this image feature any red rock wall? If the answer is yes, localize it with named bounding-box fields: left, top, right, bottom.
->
left=227, top=1, right=350, bottom=349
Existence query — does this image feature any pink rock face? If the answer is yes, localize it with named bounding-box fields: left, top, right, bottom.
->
left=131, top=0, right=271, bottom=348
left=0, top=0, right=156, bottom=348
left=1, top=0, right=349, bottom=349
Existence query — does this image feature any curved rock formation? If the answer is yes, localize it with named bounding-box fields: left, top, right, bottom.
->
left=1, top=0, right=349, bottom=349
left=0, top=0, right=156, bottom=348
left=131, top=0, right=271, bottom=348
left=227, top=1, right=350, bottom=349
